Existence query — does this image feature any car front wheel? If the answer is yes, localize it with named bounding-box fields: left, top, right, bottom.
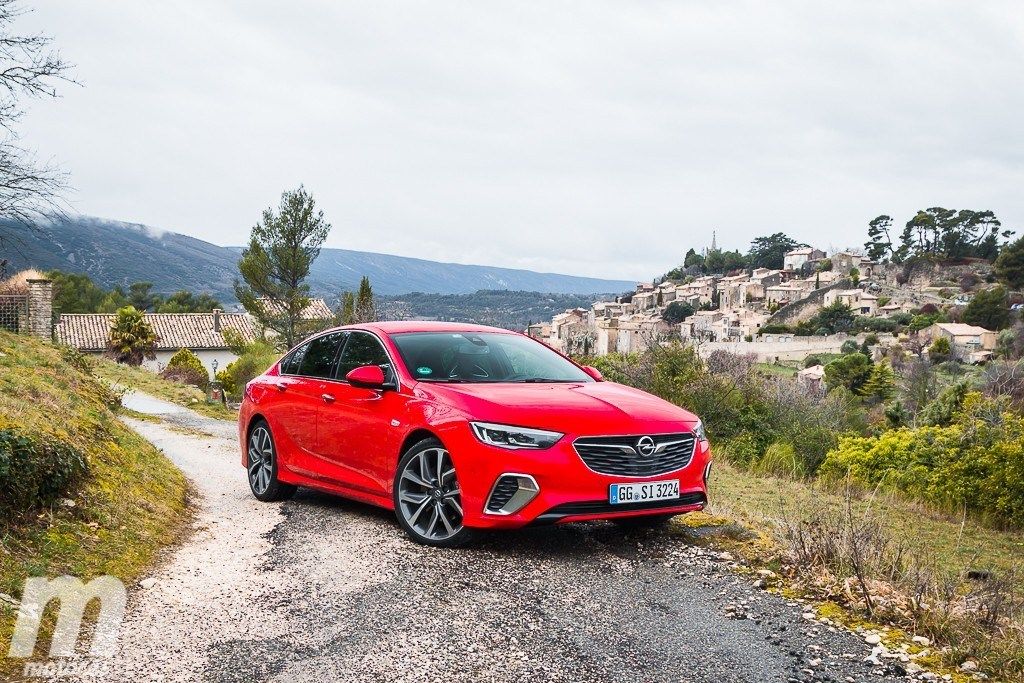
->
left=393, top=437, right=478, bottom=547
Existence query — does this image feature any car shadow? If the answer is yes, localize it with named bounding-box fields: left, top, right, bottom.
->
left=282, top=487, right=696, bottom=561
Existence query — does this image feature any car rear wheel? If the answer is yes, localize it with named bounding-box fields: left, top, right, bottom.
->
left=393, top=438, right=477, bottom=547
left=247, top=421, right=297, bottom=502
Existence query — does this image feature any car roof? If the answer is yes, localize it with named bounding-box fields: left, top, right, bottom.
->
left=351, top=320, right=519, bottom=336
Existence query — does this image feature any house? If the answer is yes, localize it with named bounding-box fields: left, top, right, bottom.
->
left=615, top=315, right=669, bottom=354
left=783, top=247, right=826, bottom=272
left=923, top=323, right=997, bottom=360
left=675, top=276, right=717, bottom=306
left=766, top=284, right=807, bottom=306
left=823, top=289, right=877, bottom=316
left=797, top=365, right=826, bottom=393
left=831, top=251, right=863, bottom=274
left=717, top=308, right=768, bottom=341
left=548, top=308, right=589, bottom=352
left=718, top=274, right=751, bottom=310
left=680, top=310, right=724, bottom=341
left=56, top=310, right=262, bottom=374
left=525, top=321, right=551, bottom=341
left=255, top=297, right=333, bottom=321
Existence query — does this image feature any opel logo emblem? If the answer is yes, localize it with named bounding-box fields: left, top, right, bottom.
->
left=636, top=436, right=656, bottom=456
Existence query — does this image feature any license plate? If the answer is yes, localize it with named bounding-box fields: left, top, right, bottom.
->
left=609, top=479, right=680, bottom=504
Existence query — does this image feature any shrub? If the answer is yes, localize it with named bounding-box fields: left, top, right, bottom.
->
left=820, top=393, right=1024, bottom=526
left=825, top=353, right=873, bottom=393
left=963, top=286, right=1011, bottom=330
left=840, top=340, right=860, bottom=355
left=804, top=354, right=823, bottom=368
left=160, top=348, right=209, bottom=390
left=928, top=336, right=952, bottom=363
left=217, top=339, right=280, bottom=400
left=0, top=425, right=88, bottom=517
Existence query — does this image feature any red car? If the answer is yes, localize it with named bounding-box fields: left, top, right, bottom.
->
left=239, top=322, right=711, bottom=546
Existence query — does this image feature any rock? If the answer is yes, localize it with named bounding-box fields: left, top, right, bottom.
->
left=802, top=611, right=816, bottom=620
left=60, top=498, right=76, bottom=508
left=911, top=635, right=931, bottom=647
left=960, top=660, right=978, bottom=672
left=0, top=593, right=18, bottom=607
left=864, top=633, right=882, bottom=645
left=139, top=578, right=158, bottom=589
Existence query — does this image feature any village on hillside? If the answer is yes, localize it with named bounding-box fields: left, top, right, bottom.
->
left=530, top=241, right=1007, bottom=380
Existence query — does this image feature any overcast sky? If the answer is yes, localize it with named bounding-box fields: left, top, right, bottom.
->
left=17, top=1, right=1024, bottom=280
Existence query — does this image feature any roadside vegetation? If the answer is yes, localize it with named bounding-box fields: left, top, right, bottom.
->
left=91, top=357, right=236, bottom=420
left=0, top=330, right=189, bottom=670
left=580, top=342, right=1024, bottom=681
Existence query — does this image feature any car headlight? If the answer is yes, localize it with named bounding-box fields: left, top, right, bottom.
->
left=693, top=419, right=708, bottom=443
left=470, top=422, right=564, bottom=450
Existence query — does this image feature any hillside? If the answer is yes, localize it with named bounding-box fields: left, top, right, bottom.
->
left=0, top=216, right=633, bottom=299
left=379, top=290, right=605, bottom=330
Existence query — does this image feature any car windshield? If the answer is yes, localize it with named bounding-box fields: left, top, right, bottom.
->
left=390, top=332, right=593, bottom=383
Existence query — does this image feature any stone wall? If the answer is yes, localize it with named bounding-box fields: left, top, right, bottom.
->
left=26, top=279, right=54, bottom=340
left=694, top=333, right=863, bottom=362
left=765, top=278, right=852, bottom=326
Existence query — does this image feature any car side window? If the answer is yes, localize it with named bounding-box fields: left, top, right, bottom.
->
left=297, top=332, right=346, bottom=379
left=336, top=331, right=392, bottom=381
left=281, top=342, right=310, bottom=375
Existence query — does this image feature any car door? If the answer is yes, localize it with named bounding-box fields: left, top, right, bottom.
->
left=278, top=331, right=347, bottom=476
left=317, top=330, right=405, bottom=495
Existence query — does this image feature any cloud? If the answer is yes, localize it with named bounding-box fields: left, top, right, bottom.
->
left=17, top=1, right=1024, bottom=280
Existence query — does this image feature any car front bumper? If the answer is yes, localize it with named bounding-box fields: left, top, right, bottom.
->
left=442, top=425, right=711, bottom=529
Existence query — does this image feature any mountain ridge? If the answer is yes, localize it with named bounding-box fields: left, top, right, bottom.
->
left=0, top=216, right=634, bottom=300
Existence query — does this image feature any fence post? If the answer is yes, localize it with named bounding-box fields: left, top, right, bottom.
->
left=26, top=279, right=54, bottom=340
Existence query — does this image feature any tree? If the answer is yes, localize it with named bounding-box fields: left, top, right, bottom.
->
left=928, top=336, right=952, bottom=363
left=48, top=270, right=108, bottom=313
left=747, top=233, right=804, bottom=270
left=704, top=249, right=746, bottom=274
left=962, top=286, right=1011, bottom=330
left=338, top=291, right=355, bottom=325
left=235, top=186, right=331, bottom=348
left=106, top=306, right=156, bottom=366
left=859, top=361, right=897, bottom=402
left=897, top=208, right=1010, bottom=261
left=662, top=301, right=694, bottom=325
left=810, top=302, right=856, bottom=334
left=824, top=353, right=873, bottom=394
left=128, top=281, right=158, bottom=311
left=849, top=267, right=860, bottom=287
left=865, top=215, right=898, bottom=263
left=995, top=236, right=1024, bottom=290
left=683, top=248, right=704, bottom=269
left=354, top=276, right=376, bottom=323
left=154, top=290, right=221, bottom=313
left=0, top=1, right=73, bottom=240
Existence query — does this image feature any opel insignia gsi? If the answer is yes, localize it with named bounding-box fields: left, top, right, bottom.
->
left=239, top=322, right=712, bottom=546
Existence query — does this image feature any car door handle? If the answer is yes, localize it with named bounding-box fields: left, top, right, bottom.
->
left=321, top=393, right=335, bottom=403
left=274, top=382, right=288, bottom=392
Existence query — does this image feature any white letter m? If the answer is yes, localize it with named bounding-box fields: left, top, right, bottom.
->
left=9, top=576, right=126, bottom=658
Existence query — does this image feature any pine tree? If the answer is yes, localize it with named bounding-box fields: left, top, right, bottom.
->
left=354, top=276, right=376, bottom=323
left=859, top=361, right=897, bottom=402
left=339, top=291, right=355, bottom=325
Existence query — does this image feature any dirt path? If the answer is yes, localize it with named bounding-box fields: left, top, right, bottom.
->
left=101, top=391, right=910, bottom=683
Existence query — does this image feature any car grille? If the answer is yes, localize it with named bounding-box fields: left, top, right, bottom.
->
left=573, top=433, right=697, bottom=477
left=534, top=492, right=707, bottom=523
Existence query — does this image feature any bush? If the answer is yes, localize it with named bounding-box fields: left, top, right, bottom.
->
left=0, top=426, right=88, bottom=517
left=820, top=393, right=1024, bottom=526
left=160, top=348, right=209, bottom=390
left=840, top=340, right=860, bottom=354
left=804, top=354, right=823, bottom=368
left=928, top=336, right=952, bottom=363
left=825, top=353, right=873, bottom=393
left=216, top=338, right=280, bottom=400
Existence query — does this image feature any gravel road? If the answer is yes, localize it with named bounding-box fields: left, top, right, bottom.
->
left=106, top=392, right=915, bottom=683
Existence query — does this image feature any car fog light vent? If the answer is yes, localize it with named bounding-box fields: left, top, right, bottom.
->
left=484, top=474, right=540, bottom=515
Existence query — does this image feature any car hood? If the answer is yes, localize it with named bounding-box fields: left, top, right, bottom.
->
left=415, top=380, right=698, bottom=435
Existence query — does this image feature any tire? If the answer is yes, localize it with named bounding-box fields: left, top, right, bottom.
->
left=612, top=513, right=677, bottom=529
left=246, top=420, right=297, bottom=502
left=393, top=437, right=478, bottom=547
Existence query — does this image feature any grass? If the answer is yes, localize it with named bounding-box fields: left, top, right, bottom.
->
left=91, top=358, right=237, bottom=420
left=684, top=459, right=1024, bottom=681
left=0, top=332, right=190, bottom=671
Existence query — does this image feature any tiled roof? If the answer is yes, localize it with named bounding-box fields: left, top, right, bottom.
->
left=935, top=322, right=992, bottom=336
left=56, top=312, right=261, bottom=352
left=255, top=298, right=333, bottom=320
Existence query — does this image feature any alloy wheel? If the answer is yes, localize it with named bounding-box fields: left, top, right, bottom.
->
left=248, top=426, right=274, bottom=496
left=397, top=447, right=464, bottom=542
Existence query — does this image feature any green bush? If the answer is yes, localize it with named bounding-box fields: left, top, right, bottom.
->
left=824, top=353, right=872, bottom=393
left=216, top=338, right=280, bottom=400
left=820, top=393, right=1024, bottom=526
left=0, top=426, right=88, bottom=517
left=160, top=348, right=209, bottom=390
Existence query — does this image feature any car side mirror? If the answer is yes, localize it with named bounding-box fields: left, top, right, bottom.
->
left=582, top=365, right=603, bottom=381
left=346, top=365, right=386, bottom=389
